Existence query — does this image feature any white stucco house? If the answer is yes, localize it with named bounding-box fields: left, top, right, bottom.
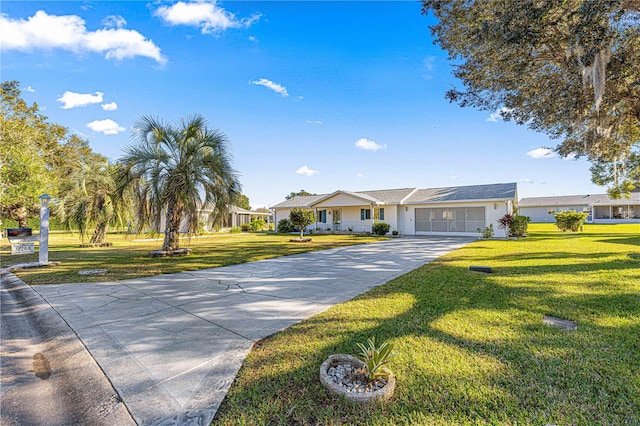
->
left=157, top=204, right=273, bottom=232
left=271, top=182, right=518, bottom=237
left=518, top=191, right=640, bottom=223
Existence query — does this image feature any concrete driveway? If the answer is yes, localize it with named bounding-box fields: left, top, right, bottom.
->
left=33, top=236, right=472, bottom=425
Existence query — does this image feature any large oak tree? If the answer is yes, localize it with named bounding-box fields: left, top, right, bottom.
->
left=422, top=0, right=640, bottom=196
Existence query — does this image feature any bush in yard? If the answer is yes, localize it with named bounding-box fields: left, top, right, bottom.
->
left=277, top=218, right=293, bottom=233
left=372, top=221, right=390, bottom=236
left=478, top=224, right=494, bottom=238
left=498, top=214, right=530, bottom=237
left=289, top=207, right=316, bottom=239
left=554, top=210, right=589, bottom=232
left=509, top=215, right=530, bottom=237
left=240, top=224, right=250, bottom=232
left=229, top=226, right=242, bottom=234
left=249, top=218, right=266, bottom=232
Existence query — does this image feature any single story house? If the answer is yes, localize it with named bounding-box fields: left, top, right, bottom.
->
left=158, top=204, right=273, bottom=232
left=519, top=192, right=640, bottom=223
left=271, top=182, right=518, bottom=237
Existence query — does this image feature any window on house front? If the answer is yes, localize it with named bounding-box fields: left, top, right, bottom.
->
left=317, top=210, right=327, bottom=223
left=373, top=207, right=385, bottom=221
left=360, top=209, right=371, bottom=220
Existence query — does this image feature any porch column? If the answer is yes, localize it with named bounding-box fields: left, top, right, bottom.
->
left=370, top=204, right=374, bottom=233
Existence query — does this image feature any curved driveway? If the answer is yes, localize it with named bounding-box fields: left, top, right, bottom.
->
left=34, top=236, right=472, bottom=425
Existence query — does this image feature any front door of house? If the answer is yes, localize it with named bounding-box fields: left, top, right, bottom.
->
left=332, top=210, right=341, bottom=231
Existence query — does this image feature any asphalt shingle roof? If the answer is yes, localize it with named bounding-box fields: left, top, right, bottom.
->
left=405, top=183, right=517, bottom=204
left=270, top=195, right=325, bottom=209
left=358, top=188, right=417, bottom=204
left=519, top=192, right=640, bottom=207
left=271, top=183, right=517, bottom=208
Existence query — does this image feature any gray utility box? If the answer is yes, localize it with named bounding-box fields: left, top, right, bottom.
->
left=5, top=228, right=32, bottom=238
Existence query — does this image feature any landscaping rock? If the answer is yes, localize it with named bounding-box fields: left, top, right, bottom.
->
left=78, top=269, right=108, bottom=276
left=79, top=242, right=113, bottom=248
left=543, top=315, right=578, bottom=331
left=5, top=262, right=60, bottom=272
left=147, top=248, right=192, bottom=257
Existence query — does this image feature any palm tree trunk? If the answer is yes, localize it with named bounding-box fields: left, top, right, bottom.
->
left=90, top=222, right=108, bottom=244
left=162, top=202, right=181, bottom=251
left=10, top=204, right=29, bottom=228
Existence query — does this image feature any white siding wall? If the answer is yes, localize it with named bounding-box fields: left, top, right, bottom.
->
left=274, top=208, right=292, bottom=230
left=398, top=205, right=408, bottom=235
left=520, top=205, right=588, bottom=223
left=383, top=206, right=398, bottom=234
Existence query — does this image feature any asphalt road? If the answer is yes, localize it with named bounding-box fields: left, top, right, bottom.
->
left=0, top=269, right=134, bottom=426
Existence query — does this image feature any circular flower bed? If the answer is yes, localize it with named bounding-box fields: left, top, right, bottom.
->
left=319, top=354, right=395, bottom=403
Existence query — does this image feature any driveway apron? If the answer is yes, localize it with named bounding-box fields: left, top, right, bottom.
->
left=34, top=236, right=472, bottom=425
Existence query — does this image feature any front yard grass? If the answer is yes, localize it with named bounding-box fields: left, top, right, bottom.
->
left=214, top=224, right=640, bottom=425
left=0, top=232, right=385, bottom=285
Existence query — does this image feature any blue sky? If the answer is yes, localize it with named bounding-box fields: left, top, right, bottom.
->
left=2, top=0, right=604, bottom=209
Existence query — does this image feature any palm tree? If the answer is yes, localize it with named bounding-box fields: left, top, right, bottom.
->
left=55, top=159, right=129, bottom=244
left=117, top=114, right=241, bottom=252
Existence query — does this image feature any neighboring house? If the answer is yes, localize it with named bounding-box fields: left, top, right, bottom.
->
left=519, top=192, right=640, bottom=223
left=271, top=182, right=518, bottom=237
left=158, top=204, right=273, bottom=232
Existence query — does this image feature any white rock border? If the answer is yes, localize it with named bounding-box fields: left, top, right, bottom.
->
left=78, top=269, right=108, bottom=276
left=319, top=354, right=396, bottom=403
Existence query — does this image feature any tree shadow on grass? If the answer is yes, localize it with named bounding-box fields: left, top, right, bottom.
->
left=214, top=256, right=640, bottom=425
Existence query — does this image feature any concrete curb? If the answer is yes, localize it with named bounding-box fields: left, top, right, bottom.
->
left=0, top=269, right=136, bottom=426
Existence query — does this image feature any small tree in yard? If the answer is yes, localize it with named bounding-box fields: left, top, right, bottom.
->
left=289, top=207, right=316, bottom=240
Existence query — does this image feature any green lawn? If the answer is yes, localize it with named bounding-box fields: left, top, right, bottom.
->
left=214, top=224, right=640, bottom=425
left=0, top=232, right=385, bottom=285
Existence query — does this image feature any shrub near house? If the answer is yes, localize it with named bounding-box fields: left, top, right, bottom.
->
left=554, top=210, right=589, bottom=232
left=498, top=214, right=530, bottom=237
left=372, top=222, right=390, bottom=236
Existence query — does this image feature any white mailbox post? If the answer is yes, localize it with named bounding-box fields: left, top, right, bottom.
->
left=39, top=194, right=50, bottom=265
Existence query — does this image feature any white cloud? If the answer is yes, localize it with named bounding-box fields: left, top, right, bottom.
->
left=155, top=1, right=260, bottom=34
left=306, top=120, right=322, bottom=125
left=295, top=165, right=318, bottom=176
left=355, top=138, right=386, bottom=151
left=449, top=174, right=460, bottom=180
left=518, top=178, right=534, bottom=183
left=0, top=10, right=166, bottom=64
left=87, top=119, right=125, bottom=135
left=101, top=102, right=118, bottom=111
left=357, top=173, right=367, bottom=179
left=25, top=86, right=35, bottom=92
left=422, top=56, right=436, bottom=79
left=487, top=107, right=514, bottom=122
left=527, top=148, right=556, bottom=159
left=58, top=91, right=103, bottom=109
left=103, top=15, right=127, bottom=29
left=250, top=78, right=289, bottom=97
